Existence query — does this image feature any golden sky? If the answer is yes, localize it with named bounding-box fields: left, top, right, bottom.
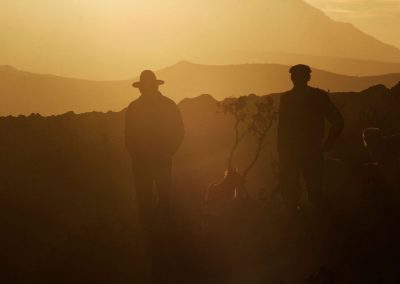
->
left=1, top=0, right=399, bottom=80
left=0, top=0, right=204, bottom=80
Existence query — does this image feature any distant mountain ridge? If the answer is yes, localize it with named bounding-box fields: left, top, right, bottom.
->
left=1, top=62, right=400, bottom=116
left=0, top=65, right=131, bottom=116
left=195, top=52, right=400, bottom=77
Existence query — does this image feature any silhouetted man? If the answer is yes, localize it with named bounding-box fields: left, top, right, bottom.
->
left=278, top=64, right=344, bottom=213
left=125, top=70, right=184, bottom=229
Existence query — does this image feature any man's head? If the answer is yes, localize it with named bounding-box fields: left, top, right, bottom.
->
left=132, top=70, right=164, bottom=95
left=289, top=64, right=312, bottom=89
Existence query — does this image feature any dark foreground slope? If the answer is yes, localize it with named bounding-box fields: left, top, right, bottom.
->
left=1, top=84, right=400, bottom=283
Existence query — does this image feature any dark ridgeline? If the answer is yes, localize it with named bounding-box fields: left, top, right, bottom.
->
left=1, top=76, right=400, bottom=282
left=278, top=64, right=344, bottom=214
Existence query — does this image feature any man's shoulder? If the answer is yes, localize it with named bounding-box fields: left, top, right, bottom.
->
left=160, top=94, right=177, bottom=105
left=127, top=98, right=141, bottom=110
left=309, top=86, right=328, bottom=96
left=158, top=94, right=180, bottom=111
left=280, top=90, right=293, bottom=99
left=127, top=94, right=178, bottom=111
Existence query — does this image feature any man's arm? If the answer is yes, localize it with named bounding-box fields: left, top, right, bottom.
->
left=322, top=93, right=344, bottom=152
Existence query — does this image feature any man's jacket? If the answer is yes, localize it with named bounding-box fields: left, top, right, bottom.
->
left=125, top=92, right=185, bottom=162
left=278, top=86, right=344, bottom=161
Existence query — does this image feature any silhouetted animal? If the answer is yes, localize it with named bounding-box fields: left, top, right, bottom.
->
left=363, top=127, right=400, bottom=190
left=363, top=128, right=400, bottom=162
left=205, top=167, right=243, bottom=203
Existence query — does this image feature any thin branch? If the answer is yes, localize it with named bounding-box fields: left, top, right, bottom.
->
left=242, top=119, right=273, bottom=180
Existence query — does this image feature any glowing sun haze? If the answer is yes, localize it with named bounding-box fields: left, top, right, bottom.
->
left=0, top=0, right=206, bottom=80
left=1, top=0, right=399, bottom=80
left=2, top=0, right=267, bottom=80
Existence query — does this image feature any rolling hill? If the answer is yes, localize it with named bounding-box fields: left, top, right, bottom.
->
left=1, top=62, right=400, bottom=116
left=193, top=51, right=400, bottom=77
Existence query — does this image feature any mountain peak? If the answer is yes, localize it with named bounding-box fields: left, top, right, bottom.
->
left=176, top=60, right=195, bottom=65
left=172, top=61, right=198, bottom=68
left=175, top=0, right=400, bottom=64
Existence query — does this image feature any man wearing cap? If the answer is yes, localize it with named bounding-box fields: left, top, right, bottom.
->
left=125, top=70, right=184, bottom=228
left=278, top=64, right=344, bottom=213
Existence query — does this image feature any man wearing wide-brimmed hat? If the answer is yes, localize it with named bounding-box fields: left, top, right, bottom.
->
left=125, top=70, right=184, bottom=228
left=278, top=64, right=344, bottom=214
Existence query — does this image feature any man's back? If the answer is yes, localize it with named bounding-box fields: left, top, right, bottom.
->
left=125, top=92, right=184, bottom=161
left=278, top=86, right=343, bottom=159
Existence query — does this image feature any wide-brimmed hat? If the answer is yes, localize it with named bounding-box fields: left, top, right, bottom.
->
left=289, top=64, right=312, bottom=75
left=132, top=70, right=164, bottom=88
